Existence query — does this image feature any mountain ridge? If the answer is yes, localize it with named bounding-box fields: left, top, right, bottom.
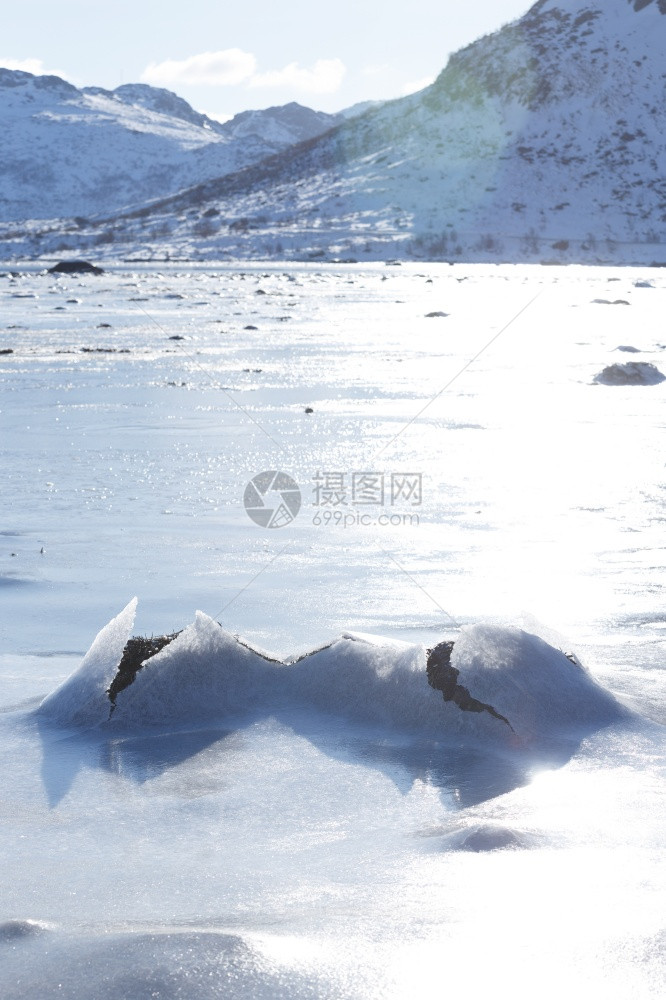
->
left=0, top=70, right=347, bottom=222
left=3, top=0, right=666, bottom=263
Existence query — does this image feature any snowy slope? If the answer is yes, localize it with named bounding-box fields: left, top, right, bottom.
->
left=222, top=102, right=347, bottom=145
left=0, top=70, right=343, bottom=221
left=3, top=0, right=666, bottom=262
left=14, top=0, right=662, bottom=264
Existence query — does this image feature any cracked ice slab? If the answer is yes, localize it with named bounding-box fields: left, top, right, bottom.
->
left=38, top=601, right=626, bottom=745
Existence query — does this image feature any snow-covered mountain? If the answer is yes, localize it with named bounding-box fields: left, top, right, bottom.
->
left=4, top=0, right=666, bottom=263
left=0, top=69, right=344, bottom=221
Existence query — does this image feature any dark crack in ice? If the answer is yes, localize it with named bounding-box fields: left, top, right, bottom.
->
left=426, top=640, right=515, bottom=732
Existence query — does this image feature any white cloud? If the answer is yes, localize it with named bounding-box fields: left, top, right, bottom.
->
left=141, top=49, right=256, bottom=87
left=140, top=50, right=345, bottom=97
left=0, top=57, right=46, bottom=73
left=0, top=57, right=70, bottom=78
left=249, top=58, right=346, bottom=95
left=401, top=74, right=436, bottom=96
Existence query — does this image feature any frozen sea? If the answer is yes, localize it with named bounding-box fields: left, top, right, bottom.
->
left=0, top=261, right=664, bottom=998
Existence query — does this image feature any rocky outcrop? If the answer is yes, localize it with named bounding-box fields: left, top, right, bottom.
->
left=48, top=260, right=104, bottom=275
left=594, top=361, right=666, bottom=385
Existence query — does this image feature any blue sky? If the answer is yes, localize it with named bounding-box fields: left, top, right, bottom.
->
left=2, top=0, right=533, bottom=120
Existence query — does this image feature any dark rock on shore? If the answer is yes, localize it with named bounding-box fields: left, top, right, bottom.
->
left=594, top=362, right=666, bottom=386
left=48, top=260, right=104, bottom=275
left=0, top=919, right=52, bottom=939
left=80, top=346, right=130, bottom=353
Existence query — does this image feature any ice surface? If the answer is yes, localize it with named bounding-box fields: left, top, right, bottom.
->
left=1, top=929, right=355, bottom=1000
left=1, top=263, right=665, bottom=999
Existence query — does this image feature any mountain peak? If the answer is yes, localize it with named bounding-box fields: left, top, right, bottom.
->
left=0, top=67, right=78, bottom=97
left=221, top=103, right=342, bottom=144
left=112, top=83, right=214, bottom=129
left=530, top=0, right=666, bottom=14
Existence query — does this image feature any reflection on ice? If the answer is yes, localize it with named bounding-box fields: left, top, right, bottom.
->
left=37, top=704, right=583, bottom=811
left=345, top=735, right=533, bottom=808
left=100, top=728, right=232, bottom=786
left=37, top=721, right=230, bottom=807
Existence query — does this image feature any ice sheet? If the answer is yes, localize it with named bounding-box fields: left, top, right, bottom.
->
left=1, top=262, right=665, bottom=998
